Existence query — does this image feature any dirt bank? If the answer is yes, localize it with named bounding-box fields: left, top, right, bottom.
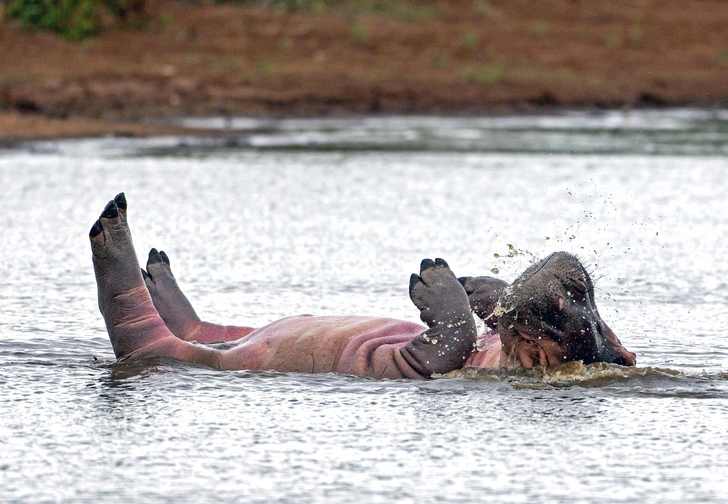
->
left=2, top=0, right=728, bottom=140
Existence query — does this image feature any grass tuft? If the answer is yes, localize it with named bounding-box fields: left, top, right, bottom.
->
left=462, top=29, right=478, bottom=50
left=350, top=22, right=368, bottom=44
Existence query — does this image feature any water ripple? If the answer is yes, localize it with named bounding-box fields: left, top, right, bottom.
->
left=2, top=118, right=728, bottom=503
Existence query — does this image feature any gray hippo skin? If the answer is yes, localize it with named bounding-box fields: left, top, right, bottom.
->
left=494, top=252, right=637, bottom=367
left=90, top=194, right=635, bottom=379
left=458, top=276, right=509, bottom=330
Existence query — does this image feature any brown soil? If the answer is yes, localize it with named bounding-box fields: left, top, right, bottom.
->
left=2, top=0, right=728, bottom=141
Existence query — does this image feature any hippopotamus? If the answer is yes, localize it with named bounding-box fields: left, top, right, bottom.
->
left=89, top=193, right=636, bottom=379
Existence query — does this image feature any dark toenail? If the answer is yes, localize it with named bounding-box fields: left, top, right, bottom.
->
left=434, top=258, right=449, bottom=268
left=89, top=220, right=103, bottom=237
left=409, top=273, right=421, bottom=291
left=141, top=269, right=150, bottom=280
left=420, top=258, right=436, bottom=270
left=458, top=277, right=470, bottom=289
left=114, top=192, right=127, bottom=211
left=148, top=248, right=162, bottom=264
left=159, top=251, right=170, bottom=265
left=101, top=201, right=119, bottom=219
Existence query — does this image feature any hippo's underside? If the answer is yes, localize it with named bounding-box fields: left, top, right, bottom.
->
left=90, top=193, right=635, bottom=380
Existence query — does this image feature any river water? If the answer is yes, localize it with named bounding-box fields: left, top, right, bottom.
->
left=1, top=110, right=727, bottom=503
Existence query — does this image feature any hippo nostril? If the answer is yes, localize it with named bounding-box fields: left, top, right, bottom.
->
left=612, top=355, right=628, bottom=366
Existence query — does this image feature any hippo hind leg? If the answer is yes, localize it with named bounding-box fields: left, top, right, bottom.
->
left=90, top=194, right=178, bottom=360
left=143, top=248, right=203, bottom=341
left=400, top=258, right=477, bottom=376
left=143, top=248, right=256, bottom=343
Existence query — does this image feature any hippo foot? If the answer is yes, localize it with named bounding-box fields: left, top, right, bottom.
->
left=142, top=247, right=175, bottom=300
left=89, top=193, right=136, bottom=283
left=143, top=248, right=202, bottom=340
left=402, top=258, right=477, bottom=376
left=458, top=275, right=509, bottom=330
left=409, top=259, right=463, bottom=328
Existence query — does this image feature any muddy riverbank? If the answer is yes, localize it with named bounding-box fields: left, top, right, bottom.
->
left=2, top=0, right=728, bottom=140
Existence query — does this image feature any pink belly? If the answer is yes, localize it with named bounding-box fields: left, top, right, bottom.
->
left=220, top=315, right=428, bottom=378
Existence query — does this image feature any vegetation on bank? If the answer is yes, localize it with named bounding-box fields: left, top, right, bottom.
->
left=1, top=0, right=145, bottom=39
left=1, top=0, right=448, bottom=40
left=1, top=0, right=727, bottom=120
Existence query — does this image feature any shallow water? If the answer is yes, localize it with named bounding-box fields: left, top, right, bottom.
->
left=1, top=110, right=728, bottom=503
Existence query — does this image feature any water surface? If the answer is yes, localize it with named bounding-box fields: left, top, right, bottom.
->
left=1, top=110, right=727, bottom=503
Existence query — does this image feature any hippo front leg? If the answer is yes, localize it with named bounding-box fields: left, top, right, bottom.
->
left=400, top=259, right=477, bottom=376
left=458, top=276, right=509, bottom=330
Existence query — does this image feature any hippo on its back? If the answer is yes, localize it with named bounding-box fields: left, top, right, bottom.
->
left=89, top=193, right=635, bottom=380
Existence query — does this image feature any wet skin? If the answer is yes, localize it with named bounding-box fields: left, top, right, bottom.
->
left=89, top=193, right=635, bottom=379
left=494, top=253, right=637, bottom=367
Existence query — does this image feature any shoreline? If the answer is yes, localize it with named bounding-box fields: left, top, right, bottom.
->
left=2, top=0, right=728, bottom=142
left=3, top=103, right=728, bottom=146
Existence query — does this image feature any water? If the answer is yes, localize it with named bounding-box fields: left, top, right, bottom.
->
left=1, top=110, right=728, bottom=503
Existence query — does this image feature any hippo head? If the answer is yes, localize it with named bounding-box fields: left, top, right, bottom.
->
left=496, top=252, right=636, bottom=368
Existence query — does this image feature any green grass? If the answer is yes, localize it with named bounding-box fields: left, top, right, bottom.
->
left=629, top=24, right=643, bottom=44
left=514, top=65, right=573, bottom=84
left=604, top=33, right=622, bottom=49
left=461, top=30, right=478, bottom=50
left=462, top=64, right=506, bottom=85
left=431, top=53, right=446, bottom=69
left=474, top=65, right=505, bottom=84
left=214, top=0, right=442, bottom=20
left=256, top=59, right=273, bottom=77
left=349, top=22, right=368, bottom=44
left=0, top=73, right=33, bottom=85
left=532, top=21, right=549, bottom=37
left=3, top=0, right=136, bottom=40
left=279, top=36, right=293, bottom=52
left=589, top=76, right=618, bottom=91
left=473, top=0, right=502, bottom=21
left=158, top=11, right=173, bottom=31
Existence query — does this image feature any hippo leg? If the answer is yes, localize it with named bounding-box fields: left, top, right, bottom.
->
left=143, top=249, right=254, bottom=343
left=400, top=258, right=477, bottom=376
left=458, top=276, right=509, bottom=330
left=90, top=194, right=220, bottom=366
left=142, top=248, right=200, bottom=340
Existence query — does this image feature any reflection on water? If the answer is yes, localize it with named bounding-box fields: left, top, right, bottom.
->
left=168, top=109, right=728, bottom=155
left=10, top=108, right=728, bottom=158
left=1, top=111, right=728, bottom=503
